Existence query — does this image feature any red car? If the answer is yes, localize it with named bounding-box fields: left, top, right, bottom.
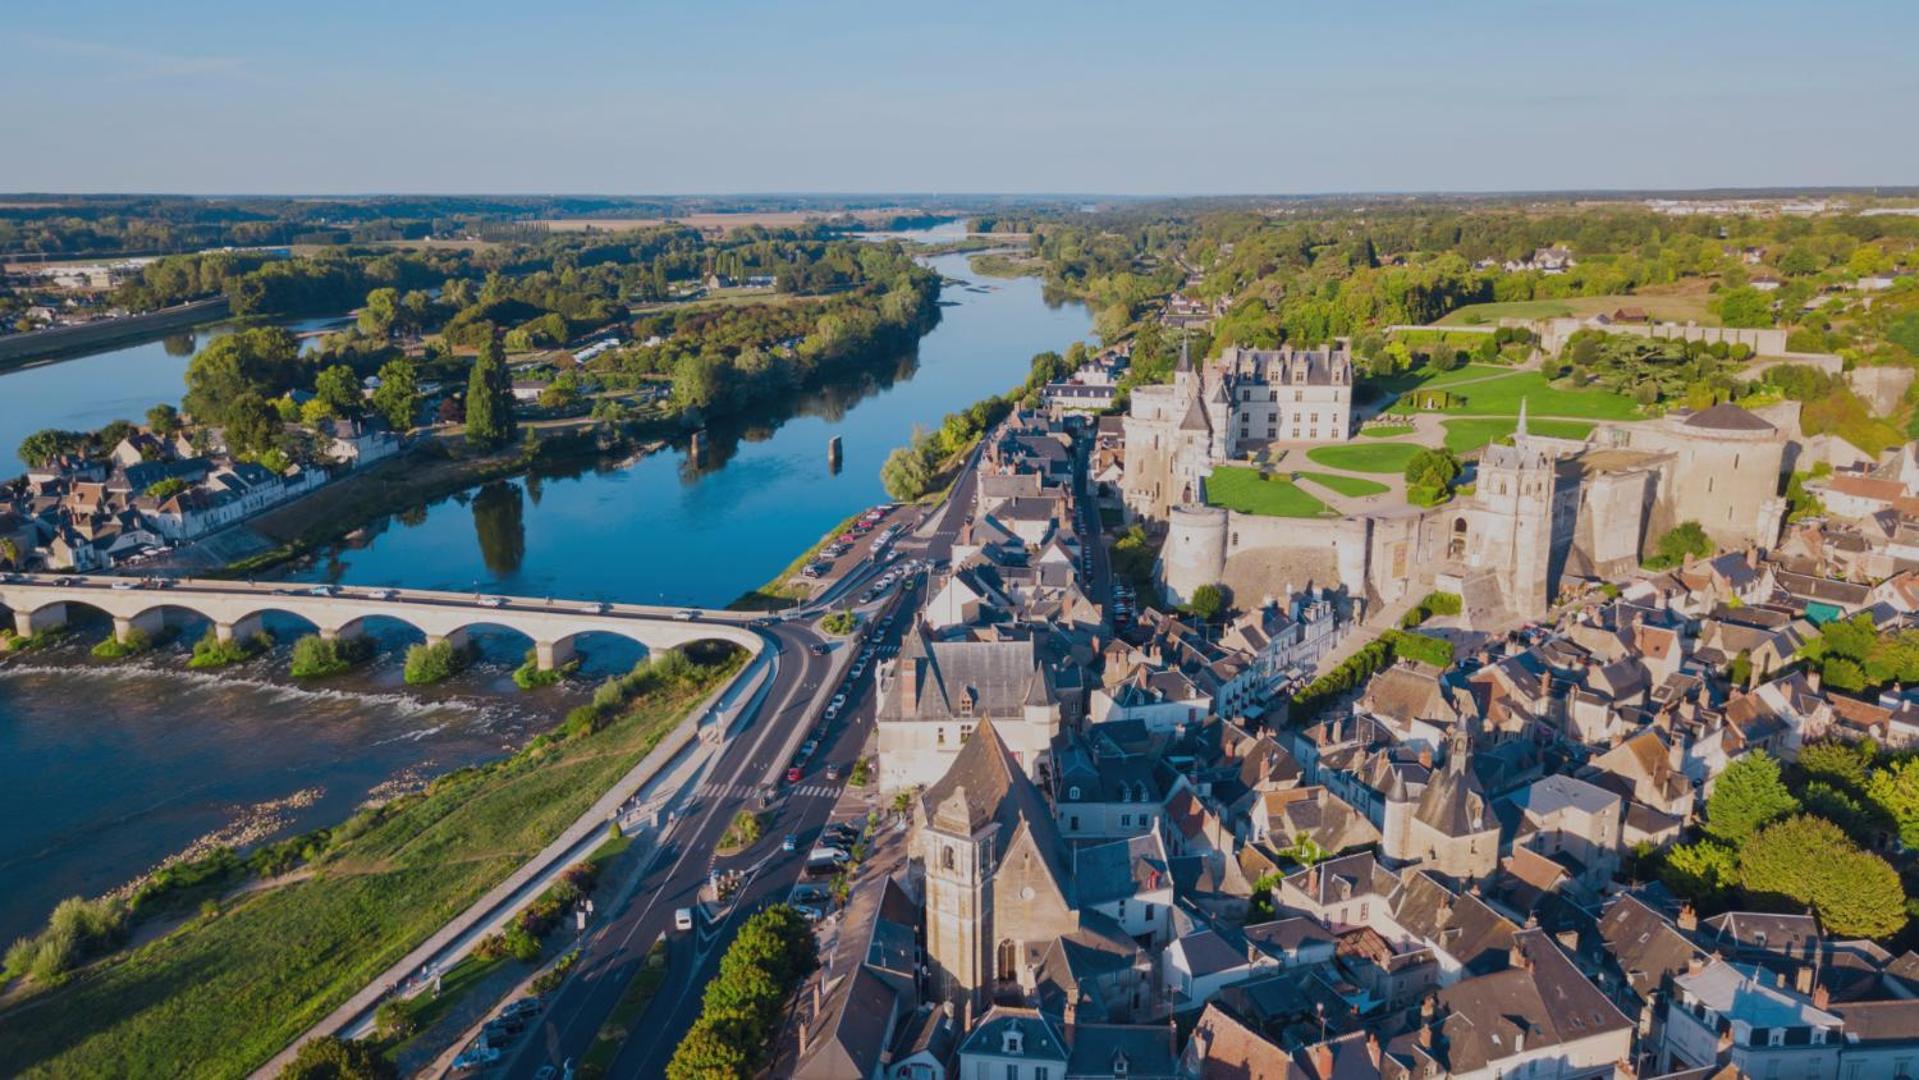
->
left=786, top=766, right=804, bottom=784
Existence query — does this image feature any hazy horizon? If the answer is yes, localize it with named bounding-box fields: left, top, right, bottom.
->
left=4, top=0, right=1915, bottom=195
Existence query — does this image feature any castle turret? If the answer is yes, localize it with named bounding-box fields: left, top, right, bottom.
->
left=1159, top=504, right=1229, bottom=606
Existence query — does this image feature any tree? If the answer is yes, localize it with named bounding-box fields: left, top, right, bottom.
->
left=1403, top=447, right=1460, bottom=506
left=146, top=403, right=181, bottom=435
left=183, top=327, right=305, bottom=425
left=358, top=287, right=400, bottom=337
left=1649, top=521, right=1713, bottom=568
left=1715, top=286, right=1773, bottom=329
left=313, top=364, right=363, bottom=419
left=666, top=1017, right=751, bottom=1080
left=369, top=357, right=420, bottom=431
left=224, top=391, right=281, bottom=457
left=1658, top=838, right=1739, bottom=905
left=1796, top=740, right=1871, bottom=791
left=1738, top=815, right=1905, bottom=939
left=1185, top=583, right=1226, bottom=622
left=463, top=334, right=515, bottom=449
left=1705, top=751, right=1800, bottom=846
left=276, top=1035, right=397, bottom=1080
left=880, top=443, right=932, bottom=502
left=1868, top=756, right=1919, bottom=848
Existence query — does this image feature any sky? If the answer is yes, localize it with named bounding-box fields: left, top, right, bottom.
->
left=2, top=0, right=1914, bottom=196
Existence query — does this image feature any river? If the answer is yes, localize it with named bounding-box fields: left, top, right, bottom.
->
left=0, top=229, right=1089, bottom=944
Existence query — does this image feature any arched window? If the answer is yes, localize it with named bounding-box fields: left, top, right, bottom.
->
left=997, top=939, right=1018, bottom=983
left=942, top=846, right=956, bottom=871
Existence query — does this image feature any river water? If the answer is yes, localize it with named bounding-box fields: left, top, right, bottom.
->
left=0, top=231, right=1089, bottom=943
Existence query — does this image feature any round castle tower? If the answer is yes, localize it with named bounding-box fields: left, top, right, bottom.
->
left=1160, top=504, right=1229, bottom=605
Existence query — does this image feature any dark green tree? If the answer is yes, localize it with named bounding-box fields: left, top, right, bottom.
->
left=463, top=333, right=515, bottom=449
left=1705, top=751, right=1800, bottom=846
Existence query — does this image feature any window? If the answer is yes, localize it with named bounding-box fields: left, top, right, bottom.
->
left=1069, top=815, right=1081, bottom=831
left=938, top=728, right=947, bottom=746
left=1007, top=1066, right=1020, bottom=1080
left=1068, top=785, right=1080, bottom=800
left=1120, top=814, right=1132, bottom=827
left=1036, top=1070, right=1050, bottom=1080
left=943, top=846, right=956, bottom=871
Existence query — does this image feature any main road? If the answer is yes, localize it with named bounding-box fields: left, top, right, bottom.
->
left=499, top=445, right=988, bottom=1079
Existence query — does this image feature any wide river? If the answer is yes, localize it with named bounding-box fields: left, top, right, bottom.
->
left=0, top=230, right=1090, bottom=943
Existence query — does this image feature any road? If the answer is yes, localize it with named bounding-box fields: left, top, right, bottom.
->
left=497, top=451, right=987, bottom=1079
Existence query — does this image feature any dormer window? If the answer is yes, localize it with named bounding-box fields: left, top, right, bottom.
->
left=1003, top=1028, right=1024, bottom=1055
left=959, top=689, right=975, bottom=717
left=1113, top=1051, right=1130, bottom=1076
left=1068, top=785, right=1081, bottom=800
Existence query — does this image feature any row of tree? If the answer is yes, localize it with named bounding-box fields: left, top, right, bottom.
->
left=665, top=904, right=816, bottom=1079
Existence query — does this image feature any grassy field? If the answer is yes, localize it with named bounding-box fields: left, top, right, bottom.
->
left=1428, top=371, right=1642, bottom=420
left=0, top=658, right=737, bottom=1079
left=1441, top=417, right=1596, bottom=453
left=1360, top=425, right=1417, bottom=438
left=1205, top=466, right=1332, bottom=517
left=1437, top=290, right=1719, bottom=327
left=1305, top=442, right=1425, bottom=474
left=1295, top=471, right=1392, bottom=498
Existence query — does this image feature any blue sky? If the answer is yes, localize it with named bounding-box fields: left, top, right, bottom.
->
left=2, top=0, right=1913, bottom=195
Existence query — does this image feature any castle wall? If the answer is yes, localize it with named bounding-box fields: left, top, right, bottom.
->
left=1539, top=318, right=1789, bottom=356
left=1567, top=468, right=1661, bottom=581
left=1160, top=505, right=1374, bottom=609
left=1624, top=420, right=1787, bottom=549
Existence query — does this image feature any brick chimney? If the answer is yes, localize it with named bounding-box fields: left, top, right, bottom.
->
left=1677, top=904, right=1697, bottom=932
left=899, top=654, right=920, bottom=712
left=1418, top=747, right=1433, bottom=769
left=1795, top=965, right=1814, bottom=994
left=1311, top=1042, right=1333, bottom=1078
left=1813, top=984, right=1830, bottom=1010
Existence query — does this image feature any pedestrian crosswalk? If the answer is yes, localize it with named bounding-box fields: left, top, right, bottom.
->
left=695, top=780, right=840, bottom=800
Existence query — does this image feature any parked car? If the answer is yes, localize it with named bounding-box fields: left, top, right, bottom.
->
left=675, top=908, right=695, bottom=932
left=792, top=903, right=826, bottom=923
left=501, top=997, right=542, bottom=1020
left=809, top=846, right=850, bottom=864
left=786, top=765, right=804, bottom=784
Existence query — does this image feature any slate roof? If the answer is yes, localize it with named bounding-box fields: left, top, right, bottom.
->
left=1431, top=929, right=1631, bottom=1074
left=1596, top=894, right=1699, bottom=1001
left=1180, top=1002, right=1307, bottom=1079
left=1682, top=403, right=1774, bottom=432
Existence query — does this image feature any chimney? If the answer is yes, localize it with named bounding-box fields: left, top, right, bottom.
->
left=1807, top=668, right=1822, bottom=694
left=1509, top=942, right=1531, bottom=971
left=1306, top=865, right=1320, bottom=896
left=1813, top=984, right=1830, bottom=1010
left=1366, top=1033, right=1381, bottom=1066
left=1418, top=747, right=1433, bottom=770
left=1795, top=965, right=1814, bottom=994
left=1311, top=1043, right=1333, bottom=1078
left=1677, top=904, right=1698, bottom=932
left=900, top=654, right=920, bottom=712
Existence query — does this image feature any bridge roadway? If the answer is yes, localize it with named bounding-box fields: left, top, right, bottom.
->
left=0, top=574, right=762, bottom=669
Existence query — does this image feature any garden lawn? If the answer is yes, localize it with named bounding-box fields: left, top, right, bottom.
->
left=1295, top=471, right=1391, bottom=498
left=0, top=660, right=737, bottom=1080
left=1432, top=371, right=1642, bottom=420
left=1205, top=466, right=1332, bottom=518
left=1360, top=425, right=1416, bottom=438
left=1442, top=418, right=1595, bottom=454
left=1305, top=442, right=1425, bottom=474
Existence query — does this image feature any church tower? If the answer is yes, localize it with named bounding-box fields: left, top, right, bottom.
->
left=920, top=780, right=993, bottom=1014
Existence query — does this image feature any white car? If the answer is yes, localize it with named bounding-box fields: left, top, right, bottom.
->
left=111, top=580, right=138, bottom=590
left=584, top=601, right=610, bottom=614
left=477, top=595, right=507, bottom=608
left=674, top=609, right=700, bottom=621
left=365, top=588, right=398, bottom=600
left=674, top=908, right=695, bottom=932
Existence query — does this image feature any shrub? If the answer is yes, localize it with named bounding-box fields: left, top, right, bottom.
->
left=188, top=629, right=271, bottom=670
left=819, top=610, right=859, bottom=636
left=373, top=999, right=416, bottom=1040
left=1383, top=629, right=1454, bottom=668
left=290, top=633, right=372, bottom=679
left=277, top=1034, right=397, bottom=1080
left=513, top=649, right=578, bottom=689
left=91, top=628, right=153, bottom=660
left=403, top=640, right=469, bottom=685
left=1645, top=521, right=1714, bottom=569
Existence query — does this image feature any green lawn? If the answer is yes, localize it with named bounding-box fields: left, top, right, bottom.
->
left=1295, top=471, right=1392, bottom=498
left=1360, top=425, right=1416, bottom=438
left=1305, top=442, right=1425, bottom=474
left=1441, top=418, right=1596, bottom=454
left=1205, top=466, right=1332, bottom=517
left=1428, top=371, right=1642, bottom=421
left=0, top=657, right=740, bottom=1079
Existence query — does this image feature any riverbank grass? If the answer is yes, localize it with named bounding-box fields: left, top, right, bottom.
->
left=514, top=650, right=581, bottom=690
left=90, top=628, right=156, bottom=660
left=0, top=647, right=743, bottom=1078
left=404, top=639, right=471, bottom=685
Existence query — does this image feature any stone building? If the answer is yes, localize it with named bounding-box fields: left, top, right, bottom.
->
left=1120, top=340, right=1354, bottom=525
left=914, top=720, right=1099, bottom=1018
left=876, top=628, right=1065, bottom=792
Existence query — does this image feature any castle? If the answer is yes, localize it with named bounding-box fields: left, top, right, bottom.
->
left=1121, top=340, right=1354, bottom=522
left=1155, top=400, right=1791, bottom=625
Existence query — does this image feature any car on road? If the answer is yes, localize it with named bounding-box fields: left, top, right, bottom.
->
left=307, top=584, right=339, bottom=597
left=810, top=643, right=828, bottom=655
left=674, top=907, right=695, bottom=932
left=825, top=762, right=843, bottom=782
left=501, top=997, right=542, bottom=1020
left=824, top=703, right=840, bottom=722
left=583, top=600, right=610, bottom=613
left=674, top=609, right=700, bottom=621
left=477, top=595, right=507, bottom=608
left=782, top=833, right=799, bottom=853
left=786, top=765, right=804, bottom=784
left=365, top=588, right=398, bottom=600
left=850, top=661, right=866, bottom=679
left=791, top=903, right=826, bottom=922
left=453, top=1045, right=502, bottom=1070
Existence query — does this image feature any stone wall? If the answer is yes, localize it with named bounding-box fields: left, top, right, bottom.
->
left=1538, top=317, right=1788, bottom=357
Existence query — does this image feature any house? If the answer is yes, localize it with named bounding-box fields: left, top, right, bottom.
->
left=1163, top=927, right=1275, bottom=1012
left=1412, top=929, right=1634, bottom=1080
left=1510, top=774, right=1624, bottom=894
left=955, top=1007, right=1069, bottom=1080
left=1659, top=958, right=1842, bottom=1077
left=323, top=417, right=402, bottom=467
left=1177, top=1001, right=1306, bottom=1078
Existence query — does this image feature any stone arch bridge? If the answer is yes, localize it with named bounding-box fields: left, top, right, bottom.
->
left=0, top=574, right=764, bottom=670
